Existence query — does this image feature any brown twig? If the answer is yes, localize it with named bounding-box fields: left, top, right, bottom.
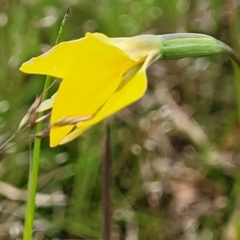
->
left=102, top=123, right=111, bottom=240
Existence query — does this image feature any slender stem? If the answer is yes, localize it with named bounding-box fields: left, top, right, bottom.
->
left=227, top=0, right=240, bottom=123
left=23, top=125, right=42, bottom=240
left=23, top=9, right=69, bottom=240
left=231, top=61, right=240, bottom=123
left=103, top=123, right=111, bottom=240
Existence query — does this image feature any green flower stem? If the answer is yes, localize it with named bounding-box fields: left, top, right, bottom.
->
left=23, top=117, right=44, bottom=240
left=23, top=10, right=69, bottom=240
left=229, top=7, right=240, bottom=123
left=232, top=62, right=240, bottom=123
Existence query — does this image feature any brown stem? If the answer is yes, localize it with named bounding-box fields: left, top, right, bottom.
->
left=102, top=123, right=111, bottom=240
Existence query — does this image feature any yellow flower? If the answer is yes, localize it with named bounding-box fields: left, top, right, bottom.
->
left=20, top=32, right=161, bottom=147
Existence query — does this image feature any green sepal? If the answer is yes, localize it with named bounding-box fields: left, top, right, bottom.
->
left=157, top=33, right=240, bottom=65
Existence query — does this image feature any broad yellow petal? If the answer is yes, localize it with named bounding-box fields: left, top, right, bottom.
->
left=20, top=38, right=86, bottom=78
left=49, top=34, right=137, bottom=147
left=20, top=32, right=137, bottom=79
left=53, top=66, right=147, bottom=146
left=78, top=67, right=147, bottom=127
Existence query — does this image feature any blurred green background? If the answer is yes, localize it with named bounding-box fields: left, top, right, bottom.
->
left=1, top=0, right=240, bottom=239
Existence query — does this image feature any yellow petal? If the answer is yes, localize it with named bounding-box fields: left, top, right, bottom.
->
left=20, top=32, right=135, bottom=79
left=20, top=33, right=161, bottom=80
left=91, top=32, right=117, bottom=45
left=49, top=34, right=137, bottom=147
left=88, top=53, right=158, bottom=124
left=54, top=66, right=147, bottom=146
left=79, top=66, right=147, bottom=126
left=59, top=128, right=86, bottom=145
left=20, top=38, right=86, bottom=78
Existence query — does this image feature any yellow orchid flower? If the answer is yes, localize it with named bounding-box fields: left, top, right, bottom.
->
left=20, top=32, right=161, bottom=147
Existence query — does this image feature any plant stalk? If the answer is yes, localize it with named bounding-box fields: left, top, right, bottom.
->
left=23, top=9, right=69, bottom=240
left=103, top=123, right=112, bottom=240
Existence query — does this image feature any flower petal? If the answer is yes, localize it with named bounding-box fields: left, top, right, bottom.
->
left=49, top=34, right=137, bottom=147
left=59, top=128, right=84, bottom=145
left=55, top=66, right=148, bottom=146
left=79, top=66, right=148, bottom=126
left=20, top=32, right=136, bottom=79
left=20, top=38, right=86, bottom=78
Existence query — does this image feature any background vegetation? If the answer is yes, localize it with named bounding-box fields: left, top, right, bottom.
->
left=0, top=0, right=240, bottom=239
